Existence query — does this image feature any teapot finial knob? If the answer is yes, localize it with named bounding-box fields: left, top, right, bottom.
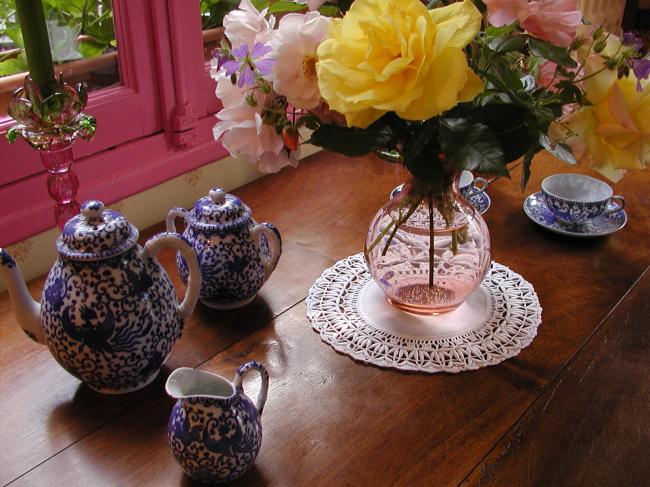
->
left=81, top=200, right=105, bottom=221
left=208, top=188, right=226, bottom=204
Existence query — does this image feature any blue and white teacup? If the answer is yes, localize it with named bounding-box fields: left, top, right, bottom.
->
left=459, top=170, right=489, bottom=199
left=541, top=173, right=625, bottom=224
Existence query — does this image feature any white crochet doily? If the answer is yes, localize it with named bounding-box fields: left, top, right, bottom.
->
left=307, top=253, right=542, bottom=373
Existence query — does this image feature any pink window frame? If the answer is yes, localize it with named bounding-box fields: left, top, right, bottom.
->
left=0, top=0, right=226, bottom=244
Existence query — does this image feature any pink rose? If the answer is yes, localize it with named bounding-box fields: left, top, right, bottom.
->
left=519, top=0, right=582, bottom=47
left=222, top=0, right=275, bottom=49
left=537, top=61, right=559, bottom=91
left=485, top=0, right=527, bottom=27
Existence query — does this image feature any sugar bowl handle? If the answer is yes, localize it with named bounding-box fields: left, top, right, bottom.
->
left=140, top=232, right=201, bottom=320
left=250, top=223, right=282, bottom=283
left=233, top=361, right=269, bottom=414
left=165, top=207, right=188, bottom=233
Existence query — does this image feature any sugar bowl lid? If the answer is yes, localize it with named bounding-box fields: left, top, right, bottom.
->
left=56, top=201, right=140, bottom=260
left=187, top=188, right=252, bottom=231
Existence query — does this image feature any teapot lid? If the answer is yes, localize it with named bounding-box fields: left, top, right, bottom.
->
left=56, top=201, right=140, bottom=260
left=187, top=188, right=252, bottom=231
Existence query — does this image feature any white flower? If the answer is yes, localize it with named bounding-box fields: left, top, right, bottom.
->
left=212, top=71, right=299, bottom=173
left=295, top=0, right=328, bottom=11
left=222, top=0, right=276, bottom=49
left=269, top=11, right=330, bottom=109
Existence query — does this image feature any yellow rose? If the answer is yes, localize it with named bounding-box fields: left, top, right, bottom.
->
left=551, top=58, right=650, bottom=182
left=315, top=0, right=483, bottom=128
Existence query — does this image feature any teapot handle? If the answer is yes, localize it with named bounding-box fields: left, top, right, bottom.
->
left=250, top=223, right=282, bottom=284
left=165, top=207, right=188, bottom=233
left=233, top=361, right=269, bottom=415
left=140, top=233, right=201, bottom=320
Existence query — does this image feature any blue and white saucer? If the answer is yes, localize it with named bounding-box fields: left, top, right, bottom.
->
left=523, top=191, right=627, bottom=237
left=390, top=185, right=491, bottom=214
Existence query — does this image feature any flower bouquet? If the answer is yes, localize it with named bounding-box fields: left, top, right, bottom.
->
left=211, top=0, right=650, bottom=312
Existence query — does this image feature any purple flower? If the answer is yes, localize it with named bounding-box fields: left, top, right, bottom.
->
left=631, top=58, right=650, bottom=91
left=222, top=42, right=274, bottom=88
left=212, top=48, right=231, bottom=71
left=623, top=32, right=644, bottom=53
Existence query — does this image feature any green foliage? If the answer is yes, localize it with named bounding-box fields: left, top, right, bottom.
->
left=439, top=118, right=507, bottom=176
left=307, top=118, right=397, bottom=157
left=200, top=0, right=240, bottom=30
left=527, top=37, right=577, bottom=68
left=0, top=0, right=116, bottom=76
left=0, top=53, right=27, bottom=75
left=520, top=143, right=539, bottom=191
left=267, top=0, right=307, bottom=14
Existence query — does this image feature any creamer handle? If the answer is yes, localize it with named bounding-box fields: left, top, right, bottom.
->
left=233, top=361, right=269, bottom=415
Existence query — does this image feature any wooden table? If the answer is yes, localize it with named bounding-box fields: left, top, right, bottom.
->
left=1, top=151, right=649, bottom=486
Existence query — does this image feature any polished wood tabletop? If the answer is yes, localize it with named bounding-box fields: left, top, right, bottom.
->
left=1, top=150, right=648, bottom=486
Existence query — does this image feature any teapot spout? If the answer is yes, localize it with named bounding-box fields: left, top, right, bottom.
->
left=0, top=249, right=44, bottom=344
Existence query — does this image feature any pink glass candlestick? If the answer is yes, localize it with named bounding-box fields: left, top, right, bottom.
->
left=41, top=143, right=81, bottom=229
left=7, top=75, right=96, bottom=229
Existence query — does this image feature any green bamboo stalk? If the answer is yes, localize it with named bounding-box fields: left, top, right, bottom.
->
left=15, top=0, right=56, bottom=97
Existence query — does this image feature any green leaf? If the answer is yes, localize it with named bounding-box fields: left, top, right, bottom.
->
left=318, top=5, right=339, bottom=16
left=439, top=118, right=507, bottom=175
left=404, top=120, right=436, bottom=165
left=403, top=120, right=438, bottom=182
left=0, top=56, right=28, bottom=76
left=307, top=121, right=394, bottom=157
left=528, top=37, right=577, bottom=68
left=539, top=134, right=577, bottom=165
left=6, top=26, right=24, bottom=49
left=78, top=39, right=107, bottom=58
left=477, top=103, right=535, bottom=163
left=267, top=0, right=307, bottom=14
left=488, top=35, right=526, bottom=53
left=484, top=23, right=518, bottom=39
left=520, top=143, right=539, bottom=191
left=251, top=0, right=269, bottom=10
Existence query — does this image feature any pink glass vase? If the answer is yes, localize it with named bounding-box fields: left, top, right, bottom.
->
left=364, top=171, right=491, bottom=314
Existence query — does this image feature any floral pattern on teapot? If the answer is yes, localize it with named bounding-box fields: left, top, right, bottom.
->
left=0, top=201, right=202, bottom=395
left=167, top=189, right=282, bottom=310
left=42, top=246, right=184, bottom=393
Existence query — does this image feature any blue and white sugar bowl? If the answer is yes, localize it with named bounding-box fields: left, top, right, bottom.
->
left=166, top=361, right=269, bottom=483
left=0, top=201, right=202, bottom=394
left=166, top=188, right=282, bottom=309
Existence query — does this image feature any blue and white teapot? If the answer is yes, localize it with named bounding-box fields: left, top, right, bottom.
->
left=0, top=201, right=202, bottom=394
left=166, top=188, right=281, bottom=309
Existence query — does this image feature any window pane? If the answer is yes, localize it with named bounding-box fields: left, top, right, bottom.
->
left=200, top=0, right=237, bottom=61
left=0, top=0, right=119, bottom=116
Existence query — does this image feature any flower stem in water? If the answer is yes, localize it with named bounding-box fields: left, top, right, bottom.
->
left=428, top=195, right=434, bottom=288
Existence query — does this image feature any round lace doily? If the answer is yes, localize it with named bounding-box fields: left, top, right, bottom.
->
left=307, top=253, right=542, bottom=373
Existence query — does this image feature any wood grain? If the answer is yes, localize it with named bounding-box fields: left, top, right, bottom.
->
left=0, top=152, right=401, bottom=485
left=463, top=267, right=650, bottom=486
left=1, top=150, right=649, bottom=485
